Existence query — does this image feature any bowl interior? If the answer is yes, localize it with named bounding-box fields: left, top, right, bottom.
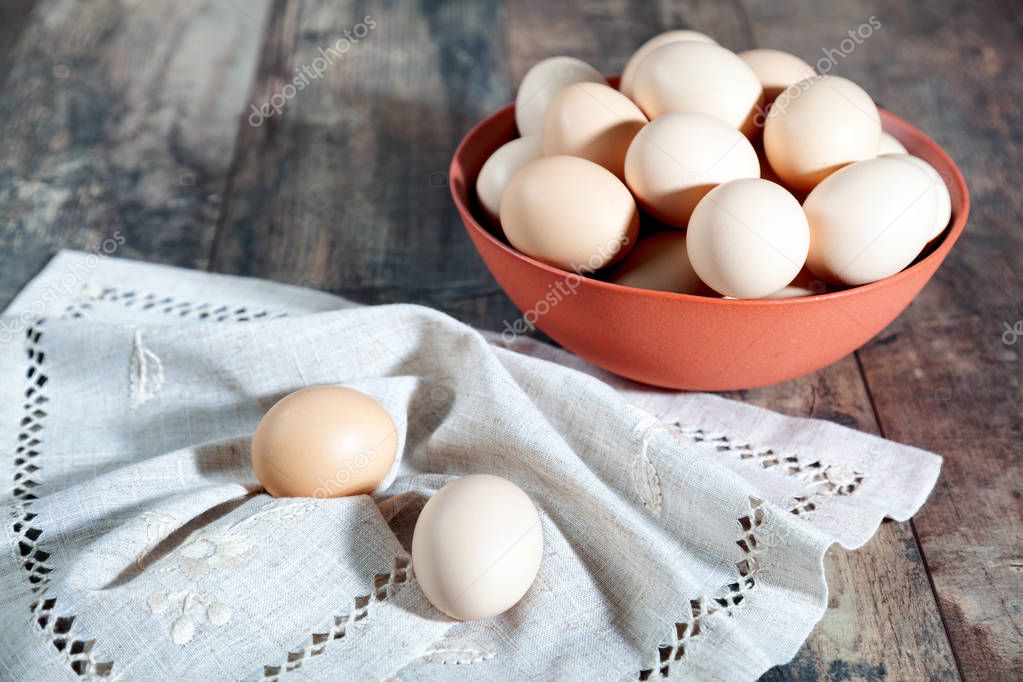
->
left=450, top=82, right=969, bottom=308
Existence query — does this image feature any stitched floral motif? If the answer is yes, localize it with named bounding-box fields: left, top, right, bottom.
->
left=638, top=497, right=765, bottom=679
left=422, top=639, right=497, bottom=665
left=256, top=557, right=413, bottom=680
left=9, top=286, right=281, bottom=678
left=129, top=329, right=165, bottom=409
left=146, top=500, right=316, bottom=646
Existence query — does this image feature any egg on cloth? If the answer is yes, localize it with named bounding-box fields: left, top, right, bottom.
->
left=251, top=386, right=398, bottom=498
left=764, top=75, right=881, bottom=192
left=619, top=29, right=717, bottom=99
left=803, top=156, right=939, bottom=285
left=412, top=475, right=544, bottom=621
left=541, top=82, right=647, bottom=179
left=514, top=56, right=604, bottom=137
left=609, top=231, right=711, bottom=295
left=686, top=178, right=810, bottom=298
left=624, top=112, right=760, bottom=227
left=500, top=155, right=638, bottom=271
left=631, top=41, right=764, bottom=137
left=476, top=136, right=543, bottom=222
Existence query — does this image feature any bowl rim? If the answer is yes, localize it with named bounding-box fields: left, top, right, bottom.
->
left=449, top=89, right=970, bottom=307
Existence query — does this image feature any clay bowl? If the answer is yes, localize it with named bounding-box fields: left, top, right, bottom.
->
left=449, top=81, right=969, bottom=391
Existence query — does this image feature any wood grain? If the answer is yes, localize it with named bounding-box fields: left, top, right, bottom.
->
left=739, top=0, right=1023, bottom=677
left=0, top=0, right=269, bottom=309
left=208, top=0, right=521, bottom=329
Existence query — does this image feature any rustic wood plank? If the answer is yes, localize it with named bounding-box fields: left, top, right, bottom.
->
left=207, top=0, right=520, bottom=329
left=0, top=0, right=37, bottom=78
left=0, top=0, right=270, bottom=310
left=740, top=0, right=1023, bottom=678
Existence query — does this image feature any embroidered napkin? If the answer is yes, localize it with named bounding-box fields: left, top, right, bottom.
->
left=0, top=251, right=940, bottom=681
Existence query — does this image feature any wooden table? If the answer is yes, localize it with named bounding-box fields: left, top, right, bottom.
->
left=1, top=1, right=1019, bottom=678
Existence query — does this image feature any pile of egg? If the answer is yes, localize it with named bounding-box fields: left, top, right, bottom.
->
left=476, top=30, right=952, bottom=299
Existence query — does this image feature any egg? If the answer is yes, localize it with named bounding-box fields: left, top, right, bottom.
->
left=251, top=386, right=398, bottom=498
left=515, top=56, right=605, bottom=137
left=687, top=178, right=810, bottom=298
left=500, top=156, right=638, bottom=271
left=609, top=231, right=711, bottom=295
left=886, top=153, right=952, bottom=242
left=476, top=137, right=543, bottom=222
left=738, top=49, right=815, bottom=104
left=803, top=156, right=937, bottom=285
left=619, top=30, right=717, bottom=99
left=541, top=82, right=647, bottom=179
left=877, top=131, right=908, bottom=156
left=412, top=475, right=543, bottom=621
left=764, top=75, right=881, bottom=192
left=624, top=112, right=760, bottom=227
left=631, top=42, right=764, bottom=137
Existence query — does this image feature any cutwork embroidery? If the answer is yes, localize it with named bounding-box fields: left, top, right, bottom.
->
left=10, top=287, right=278, bottom=678
left=638, top=497, right=765, bottom=679
left=256, top=558, right=413, bottom=680
left=673, top=425, right=865, bottom=514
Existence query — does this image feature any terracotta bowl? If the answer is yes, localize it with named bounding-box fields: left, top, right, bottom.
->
left=449, top=81, right=969, bottom=390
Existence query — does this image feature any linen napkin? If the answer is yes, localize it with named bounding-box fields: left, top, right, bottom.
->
left=0, top=250, right=940, bottom=681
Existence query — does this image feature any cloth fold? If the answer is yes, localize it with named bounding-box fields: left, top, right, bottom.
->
left=0, top=251, right=940, bottom=681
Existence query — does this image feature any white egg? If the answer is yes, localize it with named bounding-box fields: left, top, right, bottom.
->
left=412, top=475, right=543, bottom=621
left=631, top=42, right=764, bottom=137
left=884, top=154, right=952, bottom=242
left=687, top=178, right=809, bottom=299
left=609, top=231, right=710, bottom=295
left=624, top=112, right=760, bottom=227
left=476, top=137, right=543, bottom=222
left=877, top=132, right=908, bottom=156
left=764, top=76, right=881, bottom=192
left=619, top=30, right=717, bottom=99
left=515, top=57, right=604, bottom=137
left=803, top=156, right=938, bottom=285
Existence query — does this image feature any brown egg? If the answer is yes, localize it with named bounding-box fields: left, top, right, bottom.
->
left=500, top=156, right=638, bottom=272
left=609, top=231, right=711, bottom=295
left=251, top=386, right=398, bottom=498
left=541, top=82, right=647, bottom=179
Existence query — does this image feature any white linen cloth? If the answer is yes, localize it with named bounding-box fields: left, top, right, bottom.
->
left=0, top=251, right=940, bottom=681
